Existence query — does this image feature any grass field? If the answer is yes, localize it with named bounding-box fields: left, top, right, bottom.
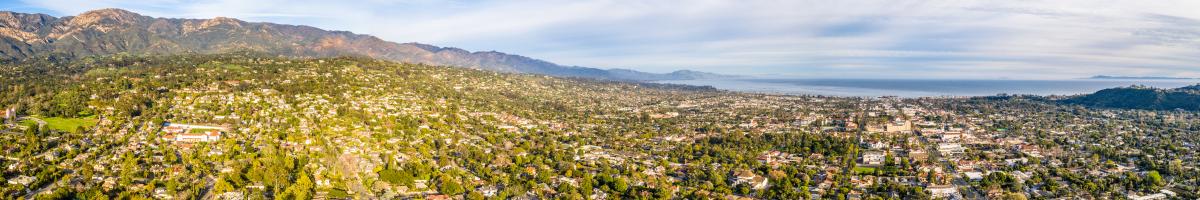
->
left=20, top=119, right=38, bottom=127
left=853, top=166, right=877, bottom=174
left=40, top=116, right=99, bottom=132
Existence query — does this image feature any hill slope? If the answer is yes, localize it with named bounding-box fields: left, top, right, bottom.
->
left=1061, top=85, right=1200, bottom=111
left=0, top=8, right=714, bottom=81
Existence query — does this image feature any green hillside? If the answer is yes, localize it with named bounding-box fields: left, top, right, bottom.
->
left=1061, top=85, right=1200, bottom=111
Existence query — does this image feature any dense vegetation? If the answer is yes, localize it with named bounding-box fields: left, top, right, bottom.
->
left=1061, top=85, right=1200, bottom=111
left=2, top=53, right=1197, bottom=200
left=0, top=53, right=859, bottom=199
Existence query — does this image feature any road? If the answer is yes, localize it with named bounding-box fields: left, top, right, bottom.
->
left=22, top=153, right=76, bottom=199
left=24, top=178, right=64, bottom=199
left=22, top=138, right=71, bottom=199
left=924, top=136, right=983, bottom=200
left=199, top=175, right=216, bottom=200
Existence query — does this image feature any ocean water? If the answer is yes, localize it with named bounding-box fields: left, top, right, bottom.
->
left=655, top=78, right=1200, bottom=97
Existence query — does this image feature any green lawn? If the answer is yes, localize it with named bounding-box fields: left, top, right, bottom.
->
left=20, top=119, right=39, bottom=127
left=40, top=116, right=99, bottom=132
left=853, top=166, right=877, bottom=174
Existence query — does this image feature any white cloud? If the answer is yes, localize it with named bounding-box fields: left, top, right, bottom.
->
left=15, top=0, right=1200, bottom=79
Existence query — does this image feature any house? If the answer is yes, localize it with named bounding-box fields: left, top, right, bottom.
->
left=938, top=143, right=966, bottom=158
left=160, top=123, right=227, bottom=142
left=862, top=151, right=886, bottom=165
left=1016, top=144, right=1042, bottom=158
left=731, top=170, right=769, bottom=190
left=941, top=132, right=963, bottom=142
left=1004, top=158, right=1028, bottom=166
left=908, top=149, right=929, bottom=161
left=963, top=171, right=984, bottom=181
left=886, top=120, right=912, bottom=133
left=476, top=186, right=499, bottom=197
left=153, top=188, right=173, bottom=199
left=7, top=175, right=36, bottom=185
left=927, top=185, right=959, bottom=199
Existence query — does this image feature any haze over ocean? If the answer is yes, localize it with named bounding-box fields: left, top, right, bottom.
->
left=657, top=78, right=1200, bottom=97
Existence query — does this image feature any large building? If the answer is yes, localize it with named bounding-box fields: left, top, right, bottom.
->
left=160, top=123, right=227, bottom=142
left=938, top=143, right=966, bottom=158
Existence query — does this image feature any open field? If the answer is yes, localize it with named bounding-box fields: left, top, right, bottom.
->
left=40, top=116, right=99, bottom=132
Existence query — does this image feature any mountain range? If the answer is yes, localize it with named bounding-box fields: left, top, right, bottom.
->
left=1061, top=84, right=1200, bottom=111
left=0, top=8, right=728, bottom=81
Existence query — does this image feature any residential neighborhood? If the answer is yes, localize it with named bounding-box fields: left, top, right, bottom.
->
left=1, top=55, right=1196, bottom=199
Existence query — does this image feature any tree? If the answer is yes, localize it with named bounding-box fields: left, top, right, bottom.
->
left=283, top=171, right=314, bottom=199
left=466, top=192, right=485, bottom=200
left=214, top=178, right=235, bottom=194
left=1145, top=171, right=1165, bottom=189
left=378, top=169, right=413, bottom=186
left=612, top=177, right=629, bottom=193
left=439, top=177, right=465, bottom=196
left=1004, top=192, right=1027, bottom=200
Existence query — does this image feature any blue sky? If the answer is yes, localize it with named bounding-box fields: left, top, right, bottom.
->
left=3, top=0, right=1199, bottom=79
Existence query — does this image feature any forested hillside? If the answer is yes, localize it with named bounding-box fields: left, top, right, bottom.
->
left=0, top=8, right=720, bottom=81
left=1061, top=85, right=1200, bottom=111
left=0, top=53, right=856, bottom=199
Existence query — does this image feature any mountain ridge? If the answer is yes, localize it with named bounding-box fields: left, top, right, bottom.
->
left=1060, top=84, right=1200, bottom=111
left=0, top=8, right=719, bottom=81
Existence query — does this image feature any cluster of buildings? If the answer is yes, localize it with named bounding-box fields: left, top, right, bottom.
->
left=619, top=92, right=1198, bottom=199
left=159, top=123, right=226, bottom=142
left=8, top=56, right=1194, bottom=199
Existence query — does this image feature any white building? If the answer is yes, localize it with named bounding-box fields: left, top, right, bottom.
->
left=927, top=185, right=959, bottom=199
left=160, top=123, right=227, bottom=142
left=7, top=175, right=36, bottom=185
left=938, top=143, right=966, bottom=157
left=963, top=171, right=984, bottom=181
left=862, top=151, right=886, bottom=165
left=941, top=132, right=963, bottom=142
left=732, top=170, right=769, bottom=190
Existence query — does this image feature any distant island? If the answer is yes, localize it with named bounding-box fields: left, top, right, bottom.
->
left=1087, top=75, right=1197, bottom=80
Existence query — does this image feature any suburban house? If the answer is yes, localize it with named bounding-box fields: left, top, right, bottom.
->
left=927, top=185, right=959, bottom=199
left=160, top=123, right=227, bottom=142
left=862, top=151, right=887, bottom=165
left=731, top=170, right=770, bottom=190
left=885, top=120, right=913, bottom=133
left=908, top=149, right=929, bottom=161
